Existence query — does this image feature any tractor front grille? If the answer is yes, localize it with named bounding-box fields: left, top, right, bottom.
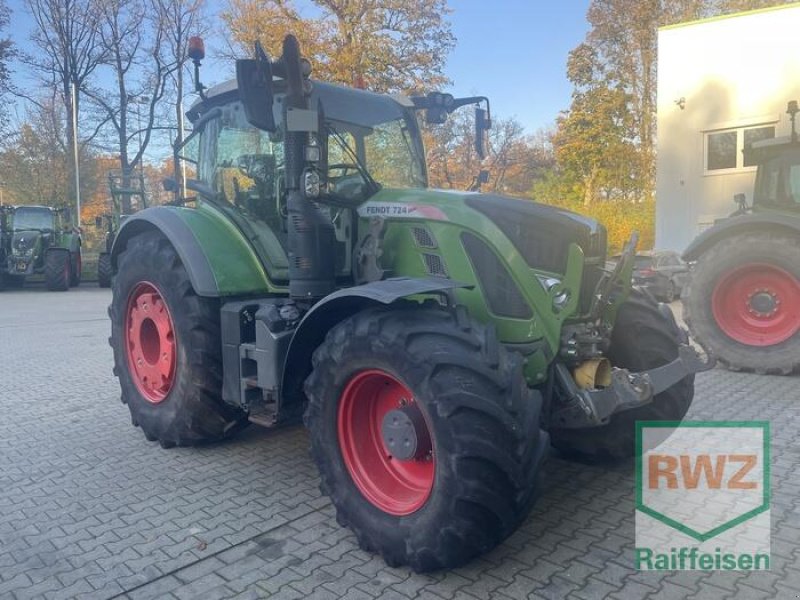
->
left=461, top=232, right=532, bottom=320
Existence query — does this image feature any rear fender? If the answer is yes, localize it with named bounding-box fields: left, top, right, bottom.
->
left=110, top=206, right=275, bottom=297
left=683, top=212, right=800, bottom=261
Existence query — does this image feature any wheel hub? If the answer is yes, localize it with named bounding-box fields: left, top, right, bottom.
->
left=125, top=282, right=177, bottom=404
left=748, top=290, right=778, bottom=316
left=337, top=369, right=435, bottom=516
left=381, top=404, right=431, bottom=461
left=711, top=263, right=800, bottom=346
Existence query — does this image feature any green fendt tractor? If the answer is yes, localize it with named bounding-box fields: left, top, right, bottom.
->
left=96, top=169, right=148, bottom=288
left=683, top=100, right=800, bottom=374
left=109, top=36, right=711, bottom=571
left=0, top=204, right=82, bottom=291
left=0, top=205, right=10, bottom=289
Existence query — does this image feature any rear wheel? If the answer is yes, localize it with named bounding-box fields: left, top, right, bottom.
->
left=109, top=230, right=247, bottom=446
left=550, top=289, right=695, bottom=460
left=45, top=249, right=70, bottom=291
left=304, top=306, right=548, bottom=571
left=683, top=232, right=800, bottom=374
left=97, top=253, right=112, bottom=288
left=70, top=249, right=82, bottom=287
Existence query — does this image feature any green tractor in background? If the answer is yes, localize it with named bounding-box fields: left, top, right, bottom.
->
left=109, top=36, right=712, bottom=571
left=683, top=100, right=800, bottom=374
left=96, top=169, right=148, bottom=288
left=0, top=204, right=82, bottom=291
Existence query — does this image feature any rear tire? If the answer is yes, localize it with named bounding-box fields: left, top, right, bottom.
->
left=45, top=249, right=70, bottom=291
left=97, top=253, right=112, bottom=288
left=70, top=249, right=82, bottom=287
left=550, top=289, right=694, bottom=460
left=109, top=231, right=247, bottom=446
left=683, top=232, right=800, bottom=374
left=304, top=306, right=548, bottom=571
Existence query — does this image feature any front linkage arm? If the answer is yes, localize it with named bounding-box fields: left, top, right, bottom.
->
left=553, top=344, right=715, bottom=428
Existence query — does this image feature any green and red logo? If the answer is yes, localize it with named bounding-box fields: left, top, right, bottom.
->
left=635, top=421, right=770, bottom=571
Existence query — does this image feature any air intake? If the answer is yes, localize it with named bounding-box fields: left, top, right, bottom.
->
left=461, top=232, right=532, bottom=319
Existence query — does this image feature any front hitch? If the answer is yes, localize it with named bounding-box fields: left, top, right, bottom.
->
left=552, top=343, right=715, bottom=429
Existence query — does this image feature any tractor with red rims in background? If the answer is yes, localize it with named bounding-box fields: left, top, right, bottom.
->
left=108, top=36, right=711, bottom=571
left=683, top=100, right=800, bottom=374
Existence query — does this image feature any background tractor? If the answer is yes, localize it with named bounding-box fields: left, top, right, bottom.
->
left=0, top=204, right=81, bottom=291
left=96, top=169, right=148, bottom=288
left=683, top=100, right=800, bottom=374
left=109, top=36, right=710, bottom=571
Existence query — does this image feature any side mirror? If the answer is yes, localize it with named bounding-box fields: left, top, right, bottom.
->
left=475, top=107, right=491, bottom=160
left=236, top=56, right=276, bottom=132
left=95, top=215, right=102, bottom=228
left=733, top=192, right=747, bottom=211
left=162, top=177, right=178, bottom=193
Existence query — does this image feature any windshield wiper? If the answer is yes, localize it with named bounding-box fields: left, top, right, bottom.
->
left=326, top=124, right=381, bottom=196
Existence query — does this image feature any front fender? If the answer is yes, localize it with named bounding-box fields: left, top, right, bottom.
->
left=279, top=277, right=471, bottom=409
left=111, top=205, right=275, bottom=297
left=683, top=212, right=800, bottom=261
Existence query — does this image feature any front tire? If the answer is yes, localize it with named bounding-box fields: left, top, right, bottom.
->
left=70, top=249, right=82, bottom=287
left=97, top=253, right=112, bottom=288
left=550, top=289, right=695, bottom=460
left=683, top=232, right=800, bottom=374
left=109, top=231, right=247, bottom=447
left=304, top=306, right=548, bottom=571
left=45, top=249, right=70, bottom=291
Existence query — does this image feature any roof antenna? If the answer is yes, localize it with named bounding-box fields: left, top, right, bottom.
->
left=787, top=100, right=799, bottom=143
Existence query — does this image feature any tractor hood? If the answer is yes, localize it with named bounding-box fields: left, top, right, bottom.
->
left=11, top=230, right=42, bottom=257
left=358, top=189, right=607, bottom=275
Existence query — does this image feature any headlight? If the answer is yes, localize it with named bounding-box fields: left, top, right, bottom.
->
left=537, top=275, right=570, bottom=310
left=303, top=168, right=321, bottom=199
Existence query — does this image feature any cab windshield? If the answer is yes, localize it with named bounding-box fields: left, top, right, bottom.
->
left=754, top=148, right=800, bottom=209
left=12, top=207, right=54, bottom=231
left=189, top=83, right=426, bottom=208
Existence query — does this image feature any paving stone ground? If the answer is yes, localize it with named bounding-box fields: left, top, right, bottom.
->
left=1, top=286, right=798, bottom=600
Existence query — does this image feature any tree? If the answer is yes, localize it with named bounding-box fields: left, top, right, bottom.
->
left=0, top=0, right=15, bottom=137
left=0, top=97, right=98, bottom=207
left=425, top=110, right=553, bottom=196
left=86, top=0, right=172, bottom=210
left=153, top=0, right=207, bottom=192
left=23, top=0, right=108, bottom=213
left=221, top=0, right=455, bottom=93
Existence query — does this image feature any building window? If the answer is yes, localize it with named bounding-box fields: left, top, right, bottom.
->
left=707, top=131, right=737, bottom=170
left=704, top=124, right=775, bottom=173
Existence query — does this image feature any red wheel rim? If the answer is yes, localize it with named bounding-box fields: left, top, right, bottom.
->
left=711, top=263, right=800, bottom=346
left=125, top=282, right=177, bottom=403
left=337, top=370, right=435, bottom=516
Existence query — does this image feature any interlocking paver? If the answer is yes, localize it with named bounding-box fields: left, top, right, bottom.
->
left=2, top=288, right=799, bottom=600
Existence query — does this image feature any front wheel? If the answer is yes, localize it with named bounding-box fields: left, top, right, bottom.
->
left=550, top=289, right=695, bottom=460
left=97, top=253, right=112, bottom=288
left=683, top=232, right=800, bottom=374
left=304, top=306, right=548, bottom=571
left=45, top=249, right=70, bottom=291
left=109, top=231, right=247, bottom=447
left=69, top=249, right=82, bottom=287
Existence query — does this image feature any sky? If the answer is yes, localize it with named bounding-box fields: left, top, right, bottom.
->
left=6, top=0, right=592, bottom=135
left=444, top=1, right=591, bottom=133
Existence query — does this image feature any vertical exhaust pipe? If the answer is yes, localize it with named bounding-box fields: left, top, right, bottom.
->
left=280, top=36, right=336, bottom=302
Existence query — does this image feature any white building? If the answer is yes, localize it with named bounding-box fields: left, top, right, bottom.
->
left=656, top=3, right=800, bottom=251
